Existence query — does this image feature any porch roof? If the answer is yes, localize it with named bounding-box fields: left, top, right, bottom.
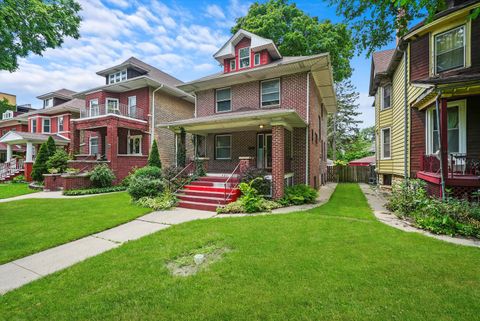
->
left=0, top=142, right=24, bottom=152
left=0, top=132, right=70, bottom=145
left=158, top=109, right=307, bottom=134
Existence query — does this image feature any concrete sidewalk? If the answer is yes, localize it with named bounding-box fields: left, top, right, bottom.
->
left=0, top=191, right=122, bottom=203
left=0, top=207, right=216, bottom=294
left=0, top=183, right=337, bottom=295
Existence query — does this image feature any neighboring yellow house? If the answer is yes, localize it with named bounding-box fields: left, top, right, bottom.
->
left=369, top=0, right=480, bottom=187
left=0, top=92, right=16, bottom=106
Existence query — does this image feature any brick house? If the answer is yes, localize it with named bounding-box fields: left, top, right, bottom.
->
left=69, top=57, right=194, bottom=183
left=370, top=0, right=480, bottom=198
left=160, top=29, right=336, bottom=210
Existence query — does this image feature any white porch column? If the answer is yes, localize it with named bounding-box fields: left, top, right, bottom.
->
left=6, top=144, right=12, bottom=161
left=26, top=142, right=33, bottom=162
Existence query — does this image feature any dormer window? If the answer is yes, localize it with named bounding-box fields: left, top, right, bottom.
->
left=44, top=98, right=53, bottom=108
left=108, top=69, right=127, bottom=84
left=230, top=59, right=236, bottom=71
left=254, top=53, right=261, bottom=66
left=239, top=47, right=250, bottom=69
left=435, top=25, right=465, bottom=73
left=2, top=110, right=13, bottom=120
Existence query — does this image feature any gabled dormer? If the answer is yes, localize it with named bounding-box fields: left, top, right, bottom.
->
left=96, top=57, right=151, bottom=85
left=214, top=29, right=282, bottom=74
left=37, top=89, right=76, bottom=109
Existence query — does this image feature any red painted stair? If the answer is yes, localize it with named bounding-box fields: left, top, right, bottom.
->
left=176, top=175, right=241, bottom=212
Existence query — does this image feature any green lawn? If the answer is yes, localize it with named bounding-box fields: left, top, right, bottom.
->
left=0, top=183, right=37, bottom=199
left=0, top=192, right=150, bottom=264
left=1, top=184, right=479, bottom=321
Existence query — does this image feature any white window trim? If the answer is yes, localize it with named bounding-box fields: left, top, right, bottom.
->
left=42, top=118, right=51, bottom=133
left=128, top=96, right=136, bottom=116
left=31, top=119, right=37, bottom=133
left=215, top=134, right=232, bottom=160
left=106, top=98, right=120, bottom=113
left=215, top=87, right=232, bottom=113
left=107, top=69, right=127, bottom=84
left=380, top=85, right=392, bottom=110
left=2, top=110, right=13, bottom=119
left=425, top=99, right=467, bottom=155
left=254, top=53, right=261, bottom=66
left=260, top=78, right=281, bottom=108
left=230, top=59, right=236, bottom=71
left=127, top=135, right=142, bottom=155
left=44, top=98, right=53, bottom=108
left=57, top=116, right=64, bottom=132
left=380, top=127, right=391, bottom=160
left=433, top=24, right=467, bottom=75
left=89, top=136, right=99, bottom=155
left=238, top=46, right=250, bottom=69
left=89, top=99, right=99, bottom=117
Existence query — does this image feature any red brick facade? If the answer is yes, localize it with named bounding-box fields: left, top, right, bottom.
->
left=272, top=125, right=285, bottom=199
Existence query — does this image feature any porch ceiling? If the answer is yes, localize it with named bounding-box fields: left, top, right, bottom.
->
left=411, top=82, right=480, bottom=110
left=158, top=109, right=307, bottom=134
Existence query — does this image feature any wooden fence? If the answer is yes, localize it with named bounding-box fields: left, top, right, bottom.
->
left=327, top=165, right=373, bottom=183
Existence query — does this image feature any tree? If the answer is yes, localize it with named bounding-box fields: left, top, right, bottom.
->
left=148, top=139, right=162, bottom=169
left=46, top=136, right=57, bottom=158
left=31, top=143, right=49, bottom=182
left=232, top=0, right=354, bottom=82
left=0, top=0, right=82, bottom=72
left=46, top=149, right=69, bottom=173
left=0, top=98, right=15, bottom=120
left=176, top=128, right=187, bottom=168
left=343, top=130, right=374, bottom=162
left=329, top=0, right=480, bottom=56
left=328, top=80, right=362, bottom=160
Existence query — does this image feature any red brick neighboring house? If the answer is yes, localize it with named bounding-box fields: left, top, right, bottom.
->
left=160, top=29, right=336, bottom=209
left=70, top=57, right=194, bottom=183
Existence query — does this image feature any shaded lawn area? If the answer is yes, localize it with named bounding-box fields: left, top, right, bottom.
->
left=0, top=192, right=150, bottom=264
left=0, top=183, right=37, bottom=199
left=2, top=184, right=480, bottom=321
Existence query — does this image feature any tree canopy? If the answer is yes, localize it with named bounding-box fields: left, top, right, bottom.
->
left=232, top=0, right=354, bottom=81
left=0, top=98, right=15, bottom=119
left=329, top=0, right=480, bottom=56
left=0, top=0, right=82, bottom=72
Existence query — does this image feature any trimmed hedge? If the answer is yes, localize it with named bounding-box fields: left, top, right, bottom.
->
left=62, top=186, right=126, bottom=196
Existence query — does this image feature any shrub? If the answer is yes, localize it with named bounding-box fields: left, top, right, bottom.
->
left=120, top=167, right=137, bottom=187
left=89, top=164, right=115, bottom=188
left=148, top=139, right=162, bottom=169
left=65, top=167, right=80, bottom=175
left=241, top=167, right=271, bottom=196
left=135, top=190, right=177, bottom=210
left=46, top=136, right=57, bottom=158
left=279, top=184, right=318, bottom=206
left=31, top=143, right=49, bottom=182
left=217, top=198, right=282, bottom=214
left=386, top=179, right=429, bottom=217
left=12, top=175, right=26, bottom=183
left=62, top=186, right=126, bottom=196
left=46, top=149, right=69, bottom=173
left=127, top=176, right=164, bottom=200
left=162, top=165, right=182, bottom=181
left=217, top=200, right=245, bottom=214
left=133, top=166, right=162, bottom=180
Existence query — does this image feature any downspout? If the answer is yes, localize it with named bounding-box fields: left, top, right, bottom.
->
left=403, top=47, right=409, bottom=181
left=305, top=72, right=310, bottom=185
left=434, top=92, right=446, bottom=200
left=151, top=85, right=164, bottom=146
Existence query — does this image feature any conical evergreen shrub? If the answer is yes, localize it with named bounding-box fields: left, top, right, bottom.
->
left=148, top=139, right=162, bottom=169
left=31, top=143, right=49, bottom=182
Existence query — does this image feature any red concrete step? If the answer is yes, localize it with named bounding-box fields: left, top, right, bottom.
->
left=201, top=176, right=240, bottom=183
left=180, top=189, right=236, bottom=198
left=184, top=185, right=239, bottom=194
left=176, top=194, right=233, bottom=205
left=177, top=200, right=219, bottom=212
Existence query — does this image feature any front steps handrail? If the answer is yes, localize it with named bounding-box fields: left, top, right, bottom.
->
left=224, top=161, right=242, bottom=203
left=169, top=161, right=195, bottom=193
left=0, top=159, right=24, bottom=180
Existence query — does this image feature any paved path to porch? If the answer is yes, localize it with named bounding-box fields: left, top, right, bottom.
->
left=359, top=183, right=480, bottom=248
left=0, top=183, right=337, bottom=295
left=0, top=191, right=122, bottom=203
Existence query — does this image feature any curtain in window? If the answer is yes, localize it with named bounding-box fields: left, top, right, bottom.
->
left=436, top=27, right=464, bottom=72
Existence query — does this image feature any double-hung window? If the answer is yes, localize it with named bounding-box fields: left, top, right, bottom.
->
left=31, top=119, right=37, bottom=133
left=254, top=53, right=260, bottom=66
left=261, top=79, right=280, bottom=107
left=107, top=98, right=119, bottom=114
left=381, top=128, right=391, bottom=159
left=381, top=85, right=392, bottom=110
left=44, top=98, right=53, bottom=108
left=128, top=135, right=142, bottom=155
left=215, top=135, right=231, bottom=160
left=239, top=47, right=250, bottom=69
left=90, top=137, right=99, bottom=155
left=230, top=59, right=236, bottom=71
left=216, top=88, right=231, bottom=113
left=108, top=70, right=127, bottom=84
left=435, top=25, right=465, bottom=73
left=89, top=99, right=99, bottom=117
left=58, top=116, right=64, bottom=132
left=128, top=96, right=136, bottom=117
left=43, top=118, right=51, bottom=133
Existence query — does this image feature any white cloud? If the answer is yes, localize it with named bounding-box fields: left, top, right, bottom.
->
left=205, top=4, right=225, bottom=19
left=193, top=63, right=216, bottom=72
left=105, top=0, right=129, bottom=8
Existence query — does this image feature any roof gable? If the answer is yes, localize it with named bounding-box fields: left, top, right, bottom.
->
left=213, top=29, right=282, bottom=65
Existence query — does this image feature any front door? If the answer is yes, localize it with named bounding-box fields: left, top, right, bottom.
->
left=257, top=133, right=272, bottom=169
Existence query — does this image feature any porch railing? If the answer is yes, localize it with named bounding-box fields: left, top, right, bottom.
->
left=224, top=161, right=242, bottom=203
left=421, top=154, right=480, bottom=178
left=79, top=104, right=146, bottom=121
left=421, top=155, right=441, bottom=173
left=0, top=159, right=24, bottom=180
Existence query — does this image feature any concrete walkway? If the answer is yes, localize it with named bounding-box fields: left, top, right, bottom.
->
left=0, top=183, right=337, bottom=295
left=359, top=183, right=480, bottom=248
left=0, top=191, right=123, bottom=203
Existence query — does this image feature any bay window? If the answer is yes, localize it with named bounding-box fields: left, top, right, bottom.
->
left=58, top=116, right=64, bottom=132
left=435, top=25, right=465, bottom=73
left=31, top=119, right=37, bottom=133
left=261, top=79, right=280, bottom=107
left=43, top=118, right=51, bottom=133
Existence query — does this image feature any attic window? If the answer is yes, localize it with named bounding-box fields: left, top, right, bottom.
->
left=2, top=110, right=13, bottom=120
left=44, top=98, right=53, bottom=108
left=239, top=47, right=250, bottom=69
left=230, top=59, right=236, bottom=71
left=108, top=69, right=127, bottom=84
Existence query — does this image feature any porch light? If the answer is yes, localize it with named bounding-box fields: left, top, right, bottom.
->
left=259, top=124, right=264, bottom=129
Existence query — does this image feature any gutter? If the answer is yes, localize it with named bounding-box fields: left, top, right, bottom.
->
left=402, top=47, right=409, bottom=180
left=151, top=85, right=164, bottom=145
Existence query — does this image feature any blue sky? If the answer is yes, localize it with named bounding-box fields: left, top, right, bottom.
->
left=0, top=0, right=397, bottom=128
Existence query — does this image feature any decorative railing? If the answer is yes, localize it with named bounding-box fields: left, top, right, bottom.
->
left=0, top=158, right=24, bottom=180
left=421, top=155, right=441, bottom=173
left=79, top=104, right=146, bottom=121
left=449, top=153, right=480, bottom=177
